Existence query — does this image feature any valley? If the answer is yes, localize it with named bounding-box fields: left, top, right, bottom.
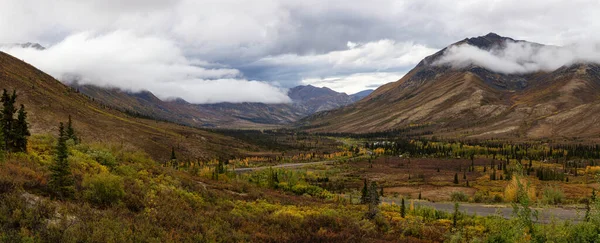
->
left=3, top=31, right=600, bottom=243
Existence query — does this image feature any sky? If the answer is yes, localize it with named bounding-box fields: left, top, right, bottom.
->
left=0, top=0, right=599, bottom=103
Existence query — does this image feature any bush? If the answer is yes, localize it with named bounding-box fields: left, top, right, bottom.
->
left=450, top=191, right=469, bottom=202
left=504, top=176, right=536, bottom=203
left=88, top=149, right=118, bottom=169
left=83, top=173, right=125, bottom=207
left=541, top=187, right=564, bottom=205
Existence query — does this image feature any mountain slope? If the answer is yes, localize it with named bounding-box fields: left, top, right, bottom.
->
left=0, top=51, right=255, bottom=161
left=74, top=84, right=368, bottom=128
left=301, top=33, right=600, bottom=140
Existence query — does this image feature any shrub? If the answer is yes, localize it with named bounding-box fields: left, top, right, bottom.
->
left=83, top=173, right=125, bottom=207
left=585, top=166, right=600, bottom=175
left=88, top=149, right=117, bottom=169
left=504, top=176, right=536, bottom=203
left=541, top=187, right=564, bottom=205
left=450, top=191, right=469, bottom=202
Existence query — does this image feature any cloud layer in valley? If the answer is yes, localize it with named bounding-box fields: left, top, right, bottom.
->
left=1, top=0, right=600, bottom=102
left=434, top=41, right=600, bottom=74
left=0, top=31, right=290, bottom=103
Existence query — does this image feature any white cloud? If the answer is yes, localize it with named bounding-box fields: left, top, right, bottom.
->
left=434, top=41, right=600, bottom=74
left=302, top=72, right=405, bottom=94
left=256, top=40, right=435, bottom=71
left=0, top=31, right=290, bottom=104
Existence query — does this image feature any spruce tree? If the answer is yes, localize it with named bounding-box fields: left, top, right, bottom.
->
left=14, top=104, right=30, bottom=152
left=65, top=115, right=78, bottom=144
left=366, top=181, right=381, bottom=219
left=360, top=179, right=369, bottom=204
left=1, top=89, right=17, bottom=151
left=170, top=147, right=177, bottom=160
left=400, top=198, right=406, bottom=218
left=49, top=122, right=74, bottom=199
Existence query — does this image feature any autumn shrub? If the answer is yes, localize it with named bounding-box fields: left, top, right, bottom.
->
left=541, top=186, right=564, bottom=205
left=0, top=161, right=46, bottom=193
left=88, top=149, right=117, bottom=169
left=451, top=191, right=469, bottom=202
left=585, top=166, right=600, bottom=175
left=504, top=176, right=536, bottom=203
left=82, top=173, right=125, bottom=207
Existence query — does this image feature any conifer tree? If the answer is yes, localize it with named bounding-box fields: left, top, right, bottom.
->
left=170, top=147, right=177, bottom=160
left=65, top=115, right=78, bottom=144
left=366, top=181, right=381, bottom=219
left=1, top=89, right=16, bottom=151
left=360, top=179, right=369, bottom=204
left=14, top=104, right=30, bottom=152
left=49, top=122, right=74, bottom=199
left=400, top=198, right=406, bottom=218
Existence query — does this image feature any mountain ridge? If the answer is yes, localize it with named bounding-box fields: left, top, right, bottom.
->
left=73, top=83, right=372, bottom=128
left=300, top=33, right=600, bottom=140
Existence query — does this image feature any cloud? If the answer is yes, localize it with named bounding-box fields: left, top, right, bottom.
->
left=0, top=31, right=290, bottom=104
left=1, top=0, right=600, bottom=96
left=301, top=72, right=405, bottom=94
left=434, top=41, right=600, bottom=74
left=245, top=40, right=435, bottom=92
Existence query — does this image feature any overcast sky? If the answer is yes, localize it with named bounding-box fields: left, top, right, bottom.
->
left=0, top=0, right=598, bottom=103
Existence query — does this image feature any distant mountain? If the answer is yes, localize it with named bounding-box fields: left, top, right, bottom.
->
left=1, top=42, right=46, bottom=50
left=301, top=33, right=600, bottom=140
left=350, top=89, right=374, bottom=101
left=73, top=84, right=367, bottom=128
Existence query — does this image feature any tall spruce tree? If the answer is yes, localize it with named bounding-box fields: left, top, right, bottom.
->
left=49, top=122, right=74, bottom=199
left=1, top=89, right=17, bottom=151
left=65, top=115, right=78, bottom=144
left=14, top=104, right=30, bottom=152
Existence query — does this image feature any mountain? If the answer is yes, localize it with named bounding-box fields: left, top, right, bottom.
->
left=73, top=84, right=366, bottom=128
left=350, top=89, right=374, bottom=100
left=300, top=33, right=600, bottom=140
left=1, top=42, right=46, bottom=50
left=0, top=51, right=255, bottom=161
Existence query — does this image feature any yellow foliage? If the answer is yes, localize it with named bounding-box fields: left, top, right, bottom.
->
left=373, top=148, right=385, bottom=155
left=585, top=166, right=600, bottom=174
left=504, top=176, right=536, bottom=203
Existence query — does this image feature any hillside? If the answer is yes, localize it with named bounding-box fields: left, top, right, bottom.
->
left=301, top=33, right=600, bottom=140
left=0, top=51, right=255, bottom=161
left=74, top=84, right=369, bottom=128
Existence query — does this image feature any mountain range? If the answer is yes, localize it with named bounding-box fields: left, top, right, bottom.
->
left=301, top=33, right=600, bottom=140
left=72, top=83, right=372, bottom=129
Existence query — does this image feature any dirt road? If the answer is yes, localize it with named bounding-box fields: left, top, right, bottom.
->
left=233, top=160, right=335, bottom=173
left=382, top=197, right=585, bottom=223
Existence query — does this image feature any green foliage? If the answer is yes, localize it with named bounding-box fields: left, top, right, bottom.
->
left=541, top=186, right=565, bottom=205
left=451, top=191, right=469, bottom=202
left=82, top=173, right=125, bottom=207
left=87, top=148, right=118, bottom=169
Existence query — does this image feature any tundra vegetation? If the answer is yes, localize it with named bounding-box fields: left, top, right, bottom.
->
left=2, top=98, right=600, bottom=242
